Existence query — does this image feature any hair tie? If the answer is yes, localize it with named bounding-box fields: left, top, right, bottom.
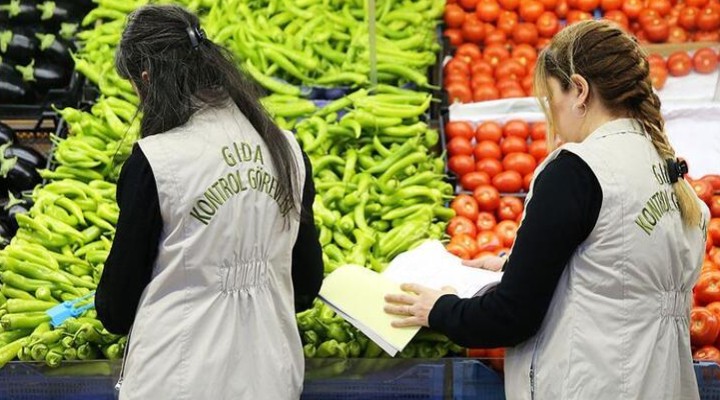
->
left=186, top=25, right=206, bottom=50
left=666, top=158, right=688, bottom=183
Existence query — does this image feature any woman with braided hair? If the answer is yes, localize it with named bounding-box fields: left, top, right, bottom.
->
left=385, top=20, right=709, bottom=399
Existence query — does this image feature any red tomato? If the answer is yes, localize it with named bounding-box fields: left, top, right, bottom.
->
left=485, top=29, right=508, bottom=45
left=462, top=19, right=487, bottom=43
left=538, top=0, right=557, bottom=10
left=476, top=211, right=498, bottom=231
left=484, top=43, right=511, bottom=67
left=649, top=66, right=667, bottom=88
left=501, top=86, right=526, bottom=98
left=495, top=58, right=527, bottom=80
left=512, top=23, right=539, bottom=45
left=473, top=83, right=500, bottom=102
left=447, top=242, right=472, bottom=259
left=679, top=6, right=700, bottom=29
left=447, top=216, right=478, bottom=237
left=460, top=0, right=480, bottom=10
left=555, top=0, right=568, bottom=17
left=445, top=58, right=471, bottom=76
left=512, top=44, right=538, bottom=67
left=494, top=220, right=519, bottom=246
left=519, top=0, right=545, bottom=21
left=667, top=26, right=689, bottom=44
left=477, top=0, right=502, bottom=21
left=687, top=0, right=708, bottom=7
left=601, top=0, right=622, bottom=10
left=622, top=0, right=644, bottom=19
left=496, top=78, right=523, bottom=92
left=486, top=348, right=505, bottom=372
left=694, top=345, right=720, bottom=363
left=648, top=0, right=672, bottom=16
left=667, top=51, right=692, bottom=77
left=535, top=11, right=560, bottom=37
left=530, top=122, right=546, bottom=140
left=497, top=11, right=520, bottom=34
left=445, top=5, right=468, bottom=28
left=476, top=121, right=504, bottom=142
left=444, top=29, right=465, bottom=46
left=529, top=140, right=548, bottom=162
left=691, top=307, right=720, bottom=346
left=647, top=53, right=666, bottom=69
left=567, top=10, right=594, bottom=24
left=446, top=121, right=475, bottom=140
left=475, top=140, right=503, bottom=160
left=492, top=170, right=524, bottom=193
left=447, top=82, right=474, bottom=103
left=456, top=44, right=484, bottom=63
left=499, top=0, right=519, bottom=10
left=497, top=196, right=524, bottom=220
left=693, top=179, right=714, bottom=205
left=503, top=153, right=537, bottom=176
left=710, top=218, right=720, bottom=247
left=696, top=272, right=720, bottom=306
left=450, top=233, right=478, bottom=258
left=473, top=83, right=501, bottom=102
left=476, top=230, right=503, bottom=252
left=521, top=75, right=534, bottom=95
left=644, top=18, right=669, bottom=43
left=500, top=136, right=529, bottom=155
left=452, top=194, right=481, bottom=221
left=447, top=137, right=475, bottom=157
left=697, top=6, right=720, bottom=30
left=693, top=31, right=720, bottom=42
left=461, top=171, right=492, bottom=191
left=476, top=158, right=504, bottom=178
left=523, top=173, right=533, bottom=191
left=701, top=174, right=720, bottom=192
left=471, top=73, right=494, bottom=86
left=449, top=155, right=476, bottom=176
left=466, top=348, right=487, bottom=357
left=473, top=185, right=502, bottom=211
left=693, top=48, right=719, bottom=74
left=503, top=120, right=530, bottom=139
left=445, top=75, right=471, bottom=88
left=707, top=302, right=720, bottom=320
left=602, top=10, right=629, bottom=30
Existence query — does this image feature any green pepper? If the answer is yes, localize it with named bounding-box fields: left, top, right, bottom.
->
left=1, top=284, right=35, bottom=300
left=316, top=339, right=342, bottom=358
left=76, top=343, right=98, bottom=360
left=303, top=343, right=317, bottom=358
left=83, top=211, right=116, bottom=233
left=1, top=312, right=51, bottom=330
left=3, top=258, right=72, bottom=285
left=0, top=337, right=28, bottom=368
left=5, top=299, right=57, bottom=314
left=302, top=330, right=320, bottom=345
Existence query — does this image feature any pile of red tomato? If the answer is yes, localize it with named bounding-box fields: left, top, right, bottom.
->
left=446, top=119, right=548, bottom=193
left=443, top=0, right=720, bottom=104
left=648, top=47, right=720, bottom=90
left=660, top=174, right=720, bottom=363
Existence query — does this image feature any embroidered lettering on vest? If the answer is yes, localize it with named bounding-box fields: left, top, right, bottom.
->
left=634, top=188, right=679, bottom=236
left=189, top=144, right=295, bottom=226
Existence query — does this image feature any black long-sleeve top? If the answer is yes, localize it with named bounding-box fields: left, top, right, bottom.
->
left=429, top=151, right=603, bottom=348
left=96, top=145, right=324, bottom=335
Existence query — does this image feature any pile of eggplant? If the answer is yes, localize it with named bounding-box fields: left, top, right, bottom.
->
left=0, top=0, right=94, bottom=104
left=0, top=122, right=45, bottom=247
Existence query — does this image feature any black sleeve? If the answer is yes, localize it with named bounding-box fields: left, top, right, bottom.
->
left=96, top=145, right=162, bottom=335
left=292, top=152, right=324, bottom=312
left=428, top=151, right=602, bottom=348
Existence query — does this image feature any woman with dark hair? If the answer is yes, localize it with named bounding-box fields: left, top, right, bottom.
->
left=95, top=5, right=323, bottom=399
left=385, top=20, right=708, bottom=399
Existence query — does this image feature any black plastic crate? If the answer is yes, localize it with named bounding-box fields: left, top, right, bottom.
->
left=697, top=361, right=720, bottom=400
left=0, top=361, right=118, bottom=400
left=0, top=72, right=84, bottom=121
left=452, top=360, right=505, bottom=400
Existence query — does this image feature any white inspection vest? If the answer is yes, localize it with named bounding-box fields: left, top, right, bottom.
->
left=505, top=118, right=709, bottom=400
left=118, top=102, right=305, bottom=400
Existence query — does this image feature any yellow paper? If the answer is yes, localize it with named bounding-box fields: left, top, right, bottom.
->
left=319, top=264, right=420, bottom=357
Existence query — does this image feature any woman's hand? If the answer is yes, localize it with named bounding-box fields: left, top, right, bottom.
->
left=384, top=284, right=458, bottom=328
left=462, top=255, right=506, bottom=272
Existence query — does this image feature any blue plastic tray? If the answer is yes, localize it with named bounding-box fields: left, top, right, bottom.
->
left=301, top=359, right=447, bottom=400
left=0, top=361, right=117, bottom=400
left=452, top=360, right=505, bottom=400
left=697, top=361, right=720, bottom=400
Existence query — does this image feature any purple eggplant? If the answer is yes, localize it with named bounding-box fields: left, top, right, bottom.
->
left=0, top=143, right=46, bottom=169
left=0, top=156, right=42, bottom=192
left=35, top=33, right=73, bottom=69
left=0, top=60, right=32, bottom=102
left=0, top=122, right=16, bottom=145
left=14, top=59, right=71, bottom=91
left=36, top=1, right=83, bottom=28
left=0, top=30, right=36, bottom=66
left=0, top=0, right=41, bottom=24
left=0, top=192, right=33, bottom=235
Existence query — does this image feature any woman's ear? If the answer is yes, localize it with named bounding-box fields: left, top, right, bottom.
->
left=141, top=71, right=150, bottom=83
left=570, top=74, right=590, bottom=105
